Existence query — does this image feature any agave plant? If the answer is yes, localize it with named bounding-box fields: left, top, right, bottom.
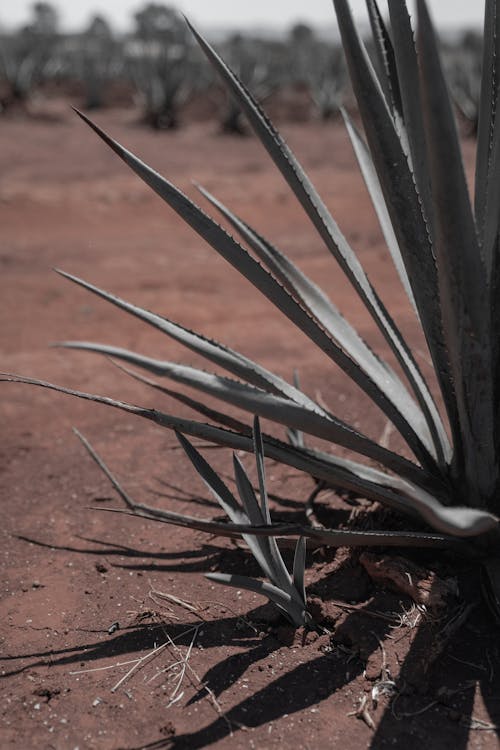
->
left=287, top=24, right=347, bottom=121
left=127, top=4, right=198, bottom=130
left=0, top=28, right=56, bottom=114
left=76, top=418, right=311, bottom=627
left=5, top=0, right=500, bottom=613
left=306, top=46, right=347, bottom=122
left=214, top=33, right=286, bottom=136
left=0, top=1, right=60, bottom=110
left=127, top=41, right=195, bottom=130
left=76, top=15, right=124, bottom=111
left=0, top=37, right=40, bottom=113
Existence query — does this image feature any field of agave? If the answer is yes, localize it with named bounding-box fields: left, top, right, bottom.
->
left=0, top=2, right=350, bottom=128
left=3, top=1, right=500, bottom=748
left=0, top=2, right=484, bottom=133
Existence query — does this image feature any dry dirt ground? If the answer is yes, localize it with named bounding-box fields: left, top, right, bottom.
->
left=1, top=105, right=500, bottom=750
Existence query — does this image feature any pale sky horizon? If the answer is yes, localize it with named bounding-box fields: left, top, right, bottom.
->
left=0, top=0, right=485, bottom=34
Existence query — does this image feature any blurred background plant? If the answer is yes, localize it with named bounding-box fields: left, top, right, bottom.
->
left=1, top=1, right=480, bottom=131
left=0, top=2, right=60, bottom=114
left=0, top=1, right=338, bottom=127
left=287, top=22, right=347, bottom=122
left=443, top=30, right=482, bottom=137
left=126, top=3, right=195, bottom=129
left=75, top=14, right=123, bottom=111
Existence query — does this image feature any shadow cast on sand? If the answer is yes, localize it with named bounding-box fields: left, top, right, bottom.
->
left=9, top=528, right=500, bottom=748
left=125, top=575, right=500, bottom=750
left=0, top=614, right=263, bottom=678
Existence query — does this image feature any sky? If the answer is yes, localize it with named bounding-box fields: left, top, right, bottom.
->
left=0, top=0, right=485, bottom=34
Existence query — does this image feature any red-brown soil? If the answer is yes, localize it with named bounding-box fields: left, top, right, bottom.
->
left=1, top=105, right=499, bottom=750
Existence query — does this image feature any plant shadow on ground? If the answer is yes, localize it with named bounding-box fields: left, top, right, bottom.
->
left=141, top=588, right=500, bottom=750
left=0, top=615, right=264, bottom=680
left=6, top=504, right=500, bottom=748
left=150, top=474, right=317, bottom=513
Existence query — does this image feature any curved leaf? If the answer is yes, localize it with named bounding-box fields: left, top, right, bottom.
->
left=112, top=359, right=251, bottom=434
left=94, top=504, right=466, bottom=549
left=57, top=341, right=426, bottom=483
left=205, top=573, right=307, bottom=626
left=4, top=373, right=496, bottom=537
left=55, top=269, right=320, bottom=412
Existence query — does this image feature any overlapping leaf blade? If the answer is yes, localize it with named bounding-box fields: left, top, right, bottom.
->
left=72, top=438, right=459, bottom=549
left=112, top=359, right=251, bottom=435
left=55, top=269, right=321, bottom=412
left=333, top=0, right=458, bottom=469
left=70, top=114, right=439, bottom=471
left=233, top=453, right=290, bottom=586
left=182, top=20, right=448, bottom=469
left=197, top=182, right=443, bottom=457
left=0, top=374, right=423, bottom=503
left=342, top=111, right=416, bottom=312
left=57, top=341, right=426, bottom=483
left=232, top=454, right=265, bottom=527
left=365, top=0, right=402, bottom=118
left=417, top=0, right=496, bottom=506
left=252, top=415, right=270, bottom=523
left=475, top=0, right=500, bottom=252
left=175, top=430, right=277, bottom=581
left=387, top=0, right=434, bottom=236
left=178, top=429, right=305, bottom=621
left=3, top=374, right=498, bottom=537
left=98, top=505, right=461, bottom=549
left=470, top=0, right=500, bottom=510
left=75, top=423, right=484, bottom=554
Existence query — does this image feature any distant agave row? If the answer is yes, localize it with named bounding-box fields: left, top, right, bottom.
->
left=0, top=10, right=347, bottom=126
left=5, top=0, right=500, bottom=616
